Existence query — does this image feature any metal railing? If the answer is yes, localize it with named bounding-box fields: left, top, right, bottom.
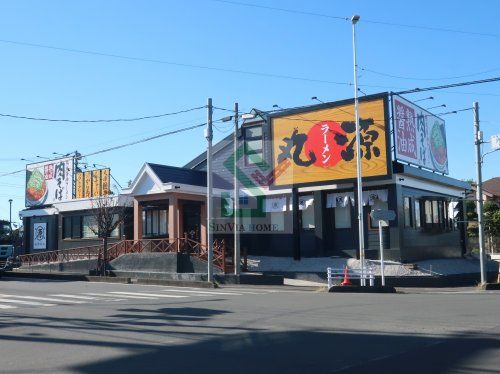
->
left=18, top=238, right=232, bottom=272
left=327, top=266, right=375, bottom=288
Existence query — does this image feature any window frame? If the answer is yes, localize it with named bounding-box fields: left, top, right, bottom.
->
left=142, top=208, right=169, bottom=239
left=243, top=124, right=264, bottom=166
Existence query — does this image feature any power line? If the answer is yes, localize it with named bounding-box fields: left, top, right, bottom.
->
left=361, top=66, right=500, bottom=81
left=393, top=76, right=500, bottom=95
left=210, top=0, right=348, bottom=20
left=0, top=105, right=205, bottom=123
left=0, top=39, right=352, bottom=87
left=210, top=0, right=500, bottom=38
left=0, top=118, right=227, bottom=178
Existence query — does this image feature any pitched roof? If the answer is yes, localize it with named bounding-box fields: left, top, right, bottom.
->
left=482, top=177, right=500, bottom=197
left=147, top=163, right=232, bottom=189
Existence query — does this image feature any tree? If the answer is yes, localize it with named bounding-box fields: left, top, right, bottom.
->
left=484, top=202, right=500, bottom=253
left=90, top=195, right=129, bottom=276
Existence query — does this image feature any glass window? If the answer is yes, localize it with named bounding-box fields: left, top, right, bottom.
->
left=415, top=200, right=421, bottom=228
left=270, top=212, right=285, bottom=231
left=244, top=125, right=263, bottom=165
left=82, top=215, right=98, bottom=238
left=143, top=208, right=168, bottom=237
left=370, top=200, right=389, bottom=228
left=71, top=216, right=81, bottom=239
left=142, top=210, right=146, bottom=235
left=335, top=205, right=351, bottom=229
left=63, top=217, right=72, bottom=239
left=152, top=210, right=159, bottom=235
left=301, top=197, right=315, bottom=230
left=159, top=209, right=168, bottom=236
left=425, top=201, right=433, bottom=224
left=404, top=197, right=412, bottom=228
left=245, top=126, right=262, bottom=138
left=432, top=201, right=439, bottom=224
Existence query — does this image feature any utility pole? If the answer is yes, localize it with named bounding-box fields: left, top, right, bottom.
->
left=206, top=98, right=214, bottom=282
left=473, top=101, right=487, bottom=285
left=233, top=102, right=240, bottom=275
left=351, top=14, right=366, bottom=286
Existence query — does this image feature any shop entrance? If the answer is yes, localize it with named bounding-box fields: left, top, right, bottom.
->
left=182, top=203, right=201, bottom=242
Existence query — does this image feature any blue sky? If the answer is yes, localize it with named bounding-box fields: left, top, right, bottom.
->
left=1, top=0, right=499, bottom=222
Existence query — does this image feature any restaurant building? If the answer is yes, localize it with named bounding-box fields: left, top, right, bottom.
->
left=19, top=93, right=470, bottom=264
left=125, top=92, right=470, bottom=263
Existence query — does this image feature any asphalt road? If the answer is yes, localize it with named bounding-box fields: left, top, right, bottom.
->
left=0, top=278, right=498, bottom=374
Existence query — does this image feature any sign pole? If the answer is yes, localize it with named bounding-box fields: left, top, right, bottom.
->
left=379, top=220, right=385, bottom=286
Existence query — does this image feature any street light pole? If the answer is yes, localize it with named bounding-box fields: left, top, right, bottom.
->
left=351, top=14, right=366, bottom=286
left=473, top=101, right=487, bottom=285
left=206, top=98, right=214, bottom=283
left=233, top=102, right=241, bottom=276
left=8, top=199, right=12, bottom=229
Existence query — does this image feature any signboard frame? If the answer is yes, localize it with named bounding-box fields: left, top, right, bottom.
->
left=25, top=156, right=75, bottom=207
left=269, top=93, right=392, bottom=190
left=391, top=94, right=449, bottom=174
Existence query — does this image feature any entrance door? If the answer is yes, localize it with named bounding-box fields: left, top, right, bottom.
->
left=183, top=203, right=201, bottom=242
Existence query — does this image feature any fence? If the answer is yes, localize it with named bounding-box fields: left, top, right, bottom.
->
left=327, top=267, right=375, bottom=288
left=18, top=238, right=234, bottom=273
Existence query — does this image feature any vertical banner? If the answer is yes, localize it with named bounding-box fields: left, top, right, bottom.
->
left=101, top=168, right=110, bottom=195
left=84, top=171, right=92, bottom=198
left=75, top=172, right=84, bottom=199
left=392, top=95, right=448, bottom=174
left=33, top=222, right=47, bottom=250
left=92, top=170, right=101, bottom=197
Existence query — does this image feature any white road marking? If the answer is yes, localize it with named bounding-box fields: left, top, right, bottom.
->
left=0, top=304, right=16, bottom=309
left=110, top=292, right=188, bottom=299
left=83, top=293, right=155, bottom=300
left=0, top=294, right=86, bottom=304
left=0, top=298, right=54, bottom=307
left=51, top=294, right=100, bottom=300
left=158, top=288, right=243, bottom=296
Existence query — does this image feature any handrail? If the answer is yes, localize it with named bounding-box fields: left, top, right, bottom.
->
left=19, top=238, right=231, bottom=272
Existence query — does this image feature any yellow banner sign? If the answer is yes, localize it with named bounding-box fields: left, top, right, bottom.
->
left=101, top=168, right=110, bottom=195
left=84, top=171, right=92, bottom=198
left=92, top=170, right=101, bottom=197
left=75, top=172, right=84, bottom=199
left=271, top=97, right=389, bottom=186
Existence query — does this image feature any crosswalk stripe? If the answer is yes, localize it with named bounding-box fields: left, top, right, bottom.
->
left=0, top=298, right=54, bottom=307
left=110, top=292, right=188, bottom=299
left=158, top=288, right=243, bottom=296
left=217, top=287, right=279, bottom=293
left=0, top=304, right=16, bottom=309
left=51, top=294, right=99, bottom=300
left=83, top=293, right=155, bottom=300
left=0, top=294, right=86, bottom=304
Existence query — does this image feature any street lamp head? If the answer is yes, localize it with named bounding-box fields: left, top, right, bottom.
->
left=221, top=115, right=233, bottom=122
left=351, top=15, right=360, bottom=24
left=241, top=113, right=256, bottom=120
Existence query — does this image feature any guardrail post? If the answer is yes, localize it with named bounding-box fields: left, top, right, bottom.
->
left=369, top=267, right=374, bottom=287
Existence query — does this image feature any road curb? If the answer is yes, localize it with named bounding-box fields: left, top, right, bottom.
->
left=328, top=285, right=397, bottom=293
left=136, top=278, right=216, bottom=288
left=478, top=283, right=500, bottom=290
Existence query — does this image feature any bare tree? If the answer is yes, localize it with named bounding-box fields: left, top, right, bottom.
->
left=90, top=195, right=129, bottom=276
